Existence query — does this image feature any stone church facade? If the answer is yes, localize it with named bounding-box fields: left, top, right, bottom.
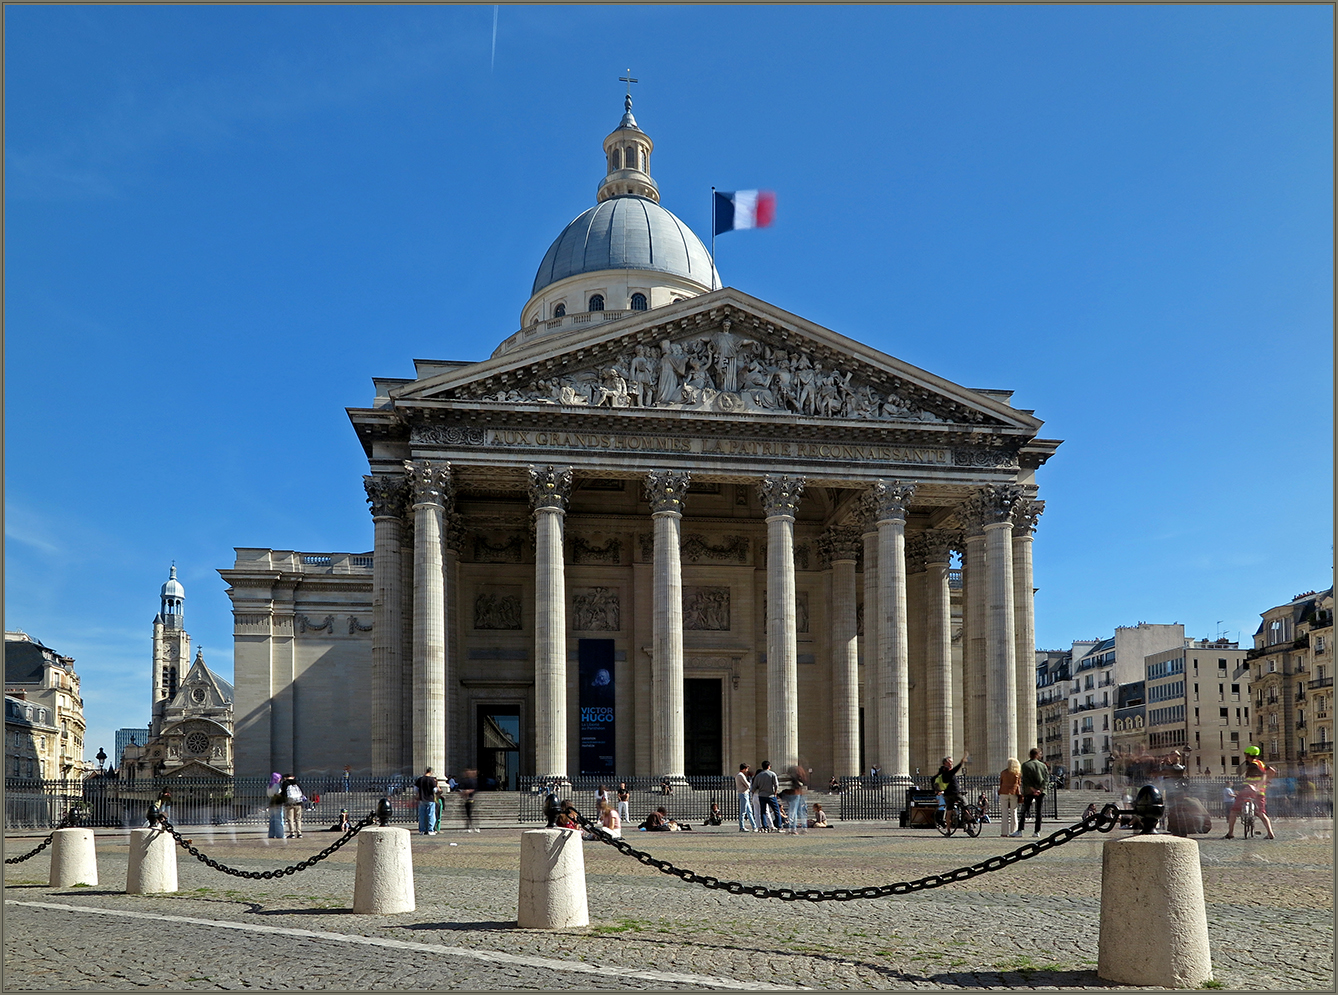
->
left=224, top=96, right=1060, bottom=785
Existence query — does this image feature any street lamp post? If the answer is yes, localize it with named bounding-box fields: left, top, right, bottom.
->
left=96, top=748, right=107, bottom=772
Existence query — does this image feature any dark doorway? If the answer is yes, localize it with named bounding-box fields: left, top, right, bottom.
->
left=477, top=705, right=520, bottom=791
left=684, top=678, right=723, bottom=776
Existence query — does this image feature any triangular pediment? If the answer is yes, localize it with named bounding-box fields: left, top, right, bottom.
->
left=391, top=289, right=1040, bottom=431
left=168, top=653, right=234, bottom=710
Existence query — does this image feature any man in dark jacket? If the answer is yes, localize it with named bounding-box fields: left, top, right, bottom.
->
left=933, top=755, right=968, bottom=829
left=414, top=768, right=439, bottom=835
left=1018, top=749, right=1050, bottom=837
left=750, top=761, right=783, bottom=831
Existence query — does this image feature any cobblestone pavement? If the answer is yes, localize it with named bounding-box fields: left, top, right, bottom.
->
left=4, top=819, right=1333, bottom=990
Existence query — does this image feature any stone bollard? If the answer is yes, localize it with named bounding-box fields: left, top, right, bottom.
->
left=517, top=828, right=588, bottom=929
left=352, top=827, right=415, bottom=914
left=125, top=827, right=178, bottom=894
left=1098, top=834, right=1213, bottom=987
left=49, top=828, right=98, bottom=888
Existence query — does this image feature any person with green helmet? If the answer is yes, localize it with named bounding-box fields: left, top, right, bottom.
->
left=1223, top=744, right=1276, bottom=839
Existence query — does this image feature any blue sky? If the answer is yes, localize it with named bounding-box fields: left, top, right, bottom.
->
left=5, top=5, right=1331, bottom=763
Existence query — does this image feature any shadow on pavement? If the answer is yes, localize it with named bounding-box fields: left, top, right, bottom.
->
left=401, top=920, right=518, bottom=932
left=931, top=969, right=1121, bottom=988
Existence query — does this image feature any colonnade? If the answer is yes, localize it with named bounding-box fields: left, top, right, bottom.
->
left=364, top=462, right=1041, bottom=780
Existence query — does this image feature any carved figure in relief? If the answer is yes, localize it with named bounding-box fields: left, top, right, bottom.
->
left=658, top=339, right=687, bottom=403
left=742, top=358, right=778, bottom=408
left=683, top=587, right=730, bottom=631
left=474, top=592, right=522, bottom=630
left=709, top=324, right=755, bottom=393
left=595, top=368, right=631, bottom=407
left=572, top=587, right=620, bottom=631
left=680, top=355, right=716, bottom=405
left=627, top=346, right=657, bottom=406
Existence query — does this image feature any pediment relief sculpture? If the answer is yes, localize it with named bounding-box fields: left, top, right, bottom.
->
left=455, top=317, right=998, bottom=426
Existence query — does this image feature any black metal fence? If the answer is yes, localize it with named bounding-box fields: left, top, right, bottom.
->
left=517, top=776, right=736, bottom=826
left=6, top=772, right=1330, bottom=831
left=834, top=775, right=1059, bottom=824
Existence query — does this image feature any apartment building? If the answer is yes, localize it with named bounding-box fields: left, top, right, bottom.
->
left=1250, top=588, right=1334, bottom=776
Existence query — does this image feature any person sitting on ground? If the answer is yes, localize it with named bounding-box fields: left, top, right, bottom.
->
left=1083, top=802, right=1099, bottom=821
left=703, top=801, right=723, bottom=826
left=808, top=803, right=831, bottom=828
left=597, top=799, right=621, bottom=838
left=828, top=775, right=841, bottom=794
left=641, top=807, right=672, bottom=831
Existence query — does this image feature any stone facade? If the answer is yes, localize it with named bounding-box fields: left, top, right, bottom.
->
left=1248, top=588, right=1334, bottom=776
left=225, top=100, right=1061, bottom=782
left=3, top=630, right=91, bottom=778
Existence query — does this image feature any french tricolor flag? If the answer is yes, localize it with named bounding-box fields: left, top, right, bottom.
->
left=713, top=189, right=776, bottom=234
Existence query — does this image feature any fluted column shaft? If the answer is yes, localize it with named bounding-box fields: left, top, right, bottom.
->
left=963, top=532, right=987, bottom=765
left=646, top=471, right=690, bottom=780
left=985, top=521, right=1018, bottom=770
left=823, top=527, right=862, bottom=778
left=924, top=546, right=954, bottom=765
left=530, top=465, right=574, bottom=781
left=761, top=476, right=805, bottom=772
left=406, top=460, right=451, bottom=776
left=868, top=482, right=915, bottom=778
left=366, top=474, right=407, bottom=773
left=1012, top=497, right=1043, bottom=760
left=861, top=527, right=880, bottom=770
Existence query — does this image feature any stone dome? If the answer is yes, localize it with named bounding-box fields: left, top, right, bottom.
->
left=160, top=564, right=184, bottom=600
left=530, top=196, right=717, bottom=297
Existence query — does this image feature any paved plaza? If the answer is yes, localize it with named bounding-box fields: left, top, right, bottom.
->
left=4, top=818, right=1334, bottom=991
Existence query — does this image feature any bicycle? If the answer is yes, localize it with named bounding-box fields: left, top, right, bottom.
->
left=935, top=798, right=982, bottom=838
left=1241, top=798, right=1257, bottom=839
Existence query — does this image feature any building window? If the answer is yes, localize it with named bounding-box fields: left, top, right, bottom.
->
left=553, top=303, right=566, bottom=318
left=589, top=294, right=605, bottom=312
left=1316, top=635, right=1326, bottom=653
left=630, top=292, right=647, bottom=310
left=610, top=148, right=621, bottom=170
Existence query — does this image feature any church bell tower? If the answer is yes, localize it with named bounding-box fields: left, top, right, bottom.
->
left=151, top=564, right=190, bottom=737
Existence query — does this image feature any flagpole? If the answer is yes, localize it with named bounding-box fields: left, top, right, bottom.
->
left=710, top=186, right=717, bottom=291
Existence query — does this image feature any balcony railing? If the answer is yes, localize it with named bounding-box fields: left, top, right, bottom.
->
left=1311, top=741, right=1334, bottom=754
left=1309, top=677, right=1333, bottom=689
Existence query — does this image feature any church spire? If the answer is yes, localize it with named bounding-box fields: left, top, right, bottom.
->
left=597, top=80, right=659, bottom=204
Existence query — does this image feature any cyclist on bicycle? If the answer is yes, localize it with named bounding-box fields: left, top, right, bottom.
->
left=933, top=754, right=969, bottom=828
left=1223, top=745, right=1277, bottom=840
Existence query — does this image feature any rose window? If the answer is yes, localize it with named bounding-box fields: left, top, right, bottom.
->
left=185, top=732, right=210, bottom=755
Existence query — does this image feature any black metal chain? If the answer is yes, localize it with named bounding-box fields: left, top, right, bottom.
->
left=4, top=813, right=76, bottom=864
left=157, top=811, right=378, bottom=880
left=574, top=803, right=1122, bottom=902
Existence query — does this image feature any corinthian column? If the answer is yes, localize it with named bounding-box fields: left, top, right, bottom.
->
left=365, top=473, right=408, bottom=773
left=760, top=475, right=805, bottom=772
left=960, top=511, right=987, bottom=767
left=869, top=481, right=916, bottom=779
left=966, top=484, right=1024, bottom=773
left=1012, top=494, right=1044, bottom=761
left=645, top=469, right=690, bottom=781
left=922, top=529, right=958, bottom=766
left=404, top=459, right=452, bottom=775
left=820, top=526, right=862, bottom=777
left=860, top=508, right=880, bottom=771
left=529, top=465, right=573, bottom=781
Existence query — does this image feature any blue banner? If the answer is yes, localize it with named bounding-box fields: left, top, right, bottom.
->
left=578, top=639, right=616, bottom=775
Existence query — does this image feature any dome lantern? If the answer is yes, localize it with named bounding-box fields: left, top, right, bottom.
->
left=597, top=93, right=659, bottom=204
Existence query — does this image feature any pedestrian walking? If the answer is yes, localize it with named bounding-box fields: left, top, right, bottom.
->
left=998, top=758, right=1022, bottom=837
left=279, top=773, right=305, bottom=838
left=266, top=772, right=285, bottom=839
left=1018, top=749, right=1049, bottom=837
left=751, top=760, right=783, bottom=831
left=414, top=767, right=439, bottom=835
left=735, top=763, right=759, bottom=831
left=784, top=764, right=808, bottom=834
left=460, top=768, right=479, bottom=832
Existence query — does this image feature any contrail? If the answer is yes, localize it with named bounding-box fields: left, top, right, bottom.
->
left=491, top=6, right=498, bottom=72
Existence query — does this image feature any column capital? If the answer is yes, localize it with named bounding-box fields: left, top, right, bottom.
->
left=863, top=480, right=916, bottom=525
left=404, top=459, right=452, bottom=508
left=759, top=474, right=805, bottom=519
left=818, top=525, right=863, bottom=565
left=644, top=469, right=691, bottom=516
left=444, top=517, right=467, bottom=554
left=528, top=464, right=574, bottom=512
left=903, top=530, right=928, bottom=572
left=958, top=483, right=1024, bottom=533
left=364, top=473, right=408, bottom=518
left=1011, top=494, right=1045, bottom=537
left=922, top=528, right=960, bottom=563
